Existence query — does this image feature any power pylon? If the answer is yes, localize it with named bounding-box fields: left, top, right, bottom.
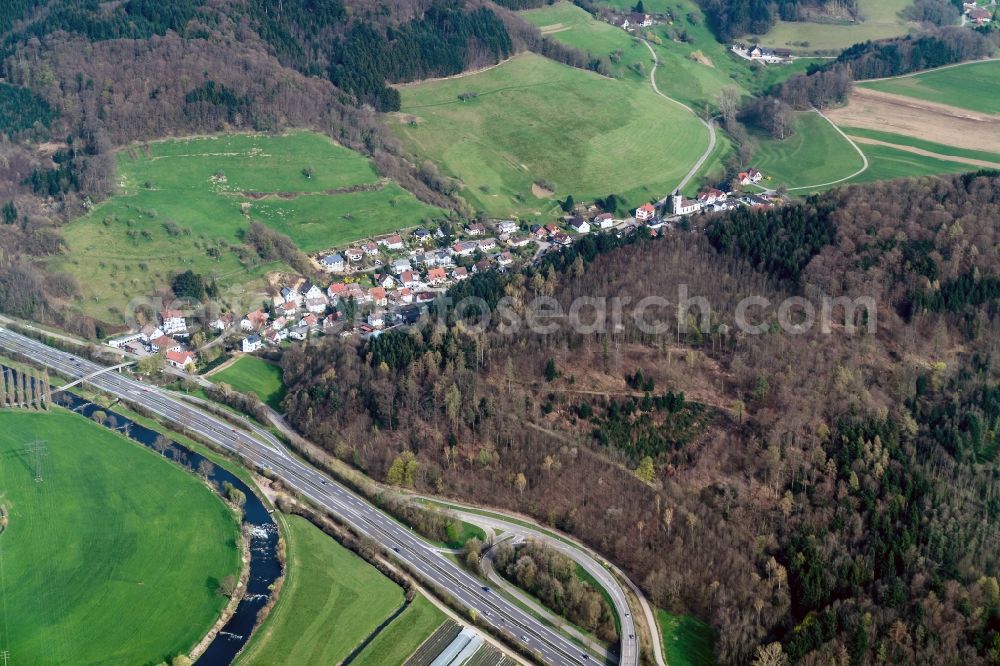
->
left=25, top=440, right=48, bottom=482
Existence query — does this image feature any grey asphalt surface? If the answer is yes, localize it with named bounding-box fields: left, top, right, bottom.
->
left=0, top=326, right=626, bottom=666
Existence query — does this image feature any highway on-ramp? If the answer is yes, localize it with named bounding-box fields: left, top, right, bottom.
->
left=0, top=326, right=637, bottom=666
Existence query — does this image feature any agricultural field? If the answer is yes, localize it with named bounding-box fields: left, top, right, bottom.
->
left=747, top=111, right=865, bottom=190
left=54, top=132, right=445, bottom=324
left=0, top=409, right=240, bottom=665
left=845, top=142, right=973, bottom=184
left=350, top=595, right=447, bottom=666
left=210, top=356, right=287, bottom=411
left=755, top=0, right=917, bottom=54
left=237, top=515, right=404, bottom=666
left=839, top=127, right=1000, bottom=168
left=393, top=52, right=709, bottom=216
left=859, top=60, right=1000, bottom=115
left=658, top=611, right=716, bottom=666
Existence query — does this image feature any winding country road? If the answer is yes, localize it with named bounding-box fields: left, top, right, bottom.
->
left=639, top=39, right=717, bottom=196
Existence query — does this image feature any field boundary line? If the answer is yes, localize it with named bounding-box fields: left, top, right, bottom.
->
left=786, top=108, right=869, bottom=191
left=857, top=56, right=1000, bottom=84
left=638, top=39, right=716, bottom=195
left=848, top=135, right=1000, bottom=169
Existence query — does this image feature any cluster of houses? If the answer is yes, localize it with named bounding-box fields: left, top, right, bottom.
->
left=670, top=182, right=778, bottom=217
left=963, top=2, right=994, bottom=26
left=732, top=43, right=793, bottom=64
left=106, top=309, right=198, bottom=369
left=619, top=11, right=654, bottom=30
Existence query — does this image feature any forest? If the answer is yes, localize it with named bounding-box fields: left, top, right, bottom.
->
left=280, top=172, right=1000, bottom=664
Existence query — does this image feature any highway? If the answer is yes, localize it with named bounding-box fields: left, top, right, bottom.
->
left=0, top=326, right=634, bottom=666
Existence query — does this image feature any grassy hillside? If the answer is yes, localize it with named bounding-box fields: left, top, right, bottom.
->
left=755, top=0, right=917, bottom=53
left=237, top=515, right=404, bottom=666
left=211, top=356, right=287, bottom=411
left=0, top=409, right=240, bottom=665
left=859, top=60, right=1000, bottom=115
left=55, top=132, right=445, bottom=324
left=847, top=143, right=973, bottom=183
left=840, top=126, right=1000, bottom=166
left=749, top=111, right=865, bottom=189
left=393, top=53, right=709, bottom=216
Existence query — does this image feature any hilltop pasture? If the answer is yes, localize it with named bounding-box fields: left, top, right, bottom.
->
left=55, top=132, right=444, bottom=324
left=394, top=53, right=708, bottom=216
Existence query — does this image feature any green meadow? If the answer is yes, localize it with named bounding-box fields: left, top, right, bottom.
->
left=0, top=410, right=240, bottom=665
left=658, top=610, right=716, bottom=666
left=55, top=132, right=444, bottom=324
left=394, top=52, right=709, bottom=216
left=211, top=355, right=287, bottom=411
left=749, top=111, right=865, bottom=189
left=860, top=60, right=1000, bottom=115
left=755, top=0, right=917, bottom=53
left=237, top=515, right=404, bottom=666
left=350, top=595, right=447, bottom=666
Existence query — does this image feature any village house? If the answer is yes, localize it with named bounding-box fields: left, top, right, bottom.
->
left=369, top=287, right=388, bottom=306
left=452, top=241, right=478, bottom=257
left=968, top=6, right=992, bottom=24
left=569, top=217, right=591, bottom=234
left=277, top=300, right=298, bottom=317
left=367, top=311, right=386, bottom=329
left=328, top=282, right=348, bottom=301
left=165, top=350, right=196, bottom=370
left=427, top=267, right=447, bottom=285
left=544, top=223, right=560, bottom=236
left=413, top=228, right=432, bottom=242
left=363, top=241, right=379, bottom=256
left=209, top=313, right=234, bottom=332
left=389, top=287, right=414, bottom=306
left=140, top=323, right=163, bottom=342
left=160, top=309, right=188, bottom=336
left=150, top=335, right=182, bottom=354
left=305, top=296, right=328, bottom=314
left=241, top=309, right=269, bottom=332
left=240, top=334, right=264, bottom=354
left=594, top=212, right=615, bottom=229
left=347, top=282, right=370, bottom=302
left=288, top=326, right=309, bottom=341
left=508, top=235, right=532, bottom=247
left=272, top=316, right=289, bottom=330
left=452, top=266, right=470, bottom=281
left=320, top=254, right=345, bottom=272
left=740, top=168, right=764, bottom=185
left=391, top=258, right=413, bottom=274
left=478, top=237, right=498, bottom=251
left=497, top=220, right=518, bottom=235
left=497, top=251, right=514, bottom=267
left=373, top=273, right=397, bottom=290
left=552, top=232, right=572, bottom=246
left=323, top=313, right=341, bottom=330
left=635, top=203, right=656, bottom=222
left=435, top=250, right=454, bottom=266
left=299, top=313, right=319, bottom=329
left=385, top=234, right=405, bottom=251
left=280, top=287, right=303, bottom=306
left=465, top=222, right=486, bottom=236
left=400, top=270, right=421, bottom=289
left=346, top=247, right=364, bottom=262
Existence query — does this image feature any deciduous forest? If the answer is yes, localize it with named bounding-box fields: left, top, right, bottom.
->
left=281, top=172, right=1000, bottom=664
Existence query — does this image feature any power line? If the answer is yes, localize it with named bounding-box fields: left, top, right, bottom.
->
left=24, top=440, right=47, bottom=482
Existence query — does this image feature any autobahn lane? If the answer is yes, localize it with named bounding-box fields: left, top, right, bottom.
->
left=0, top=328, right=612, bottom=666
